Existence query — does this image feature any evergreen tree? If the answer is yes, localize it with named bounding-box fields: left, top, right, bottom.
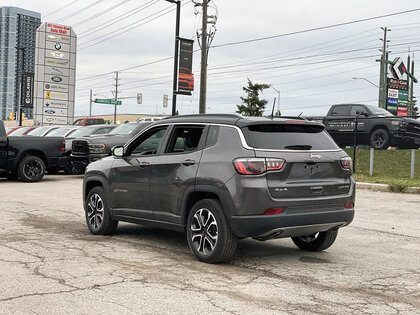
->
left=236, top=79, right=270, bottom=116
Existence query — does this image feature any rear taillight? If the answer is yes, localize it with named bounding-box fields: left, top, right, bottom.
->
left=264, top=207, right=283, bottom=215
left=340, top=157, right=352, bottom=170
left=60, top=140, right=66, bottom=152
left=233, top=158, right=285, bottom=175
left=344, top=202, right=354, bottom=209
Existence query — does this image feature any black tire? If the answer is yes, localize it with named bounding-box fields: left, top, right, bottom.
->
left=17, top=156, right=46, bottom=182
left=370, top=128, right=390, bottom=150
left=186, top=199, right=237, bottom=263
left=85, top=187, right=118, bottom=235
left=292, top=229, right=338, bottom=252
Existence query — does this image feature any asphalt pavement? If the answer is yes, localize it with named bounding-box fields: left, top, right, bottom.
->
left=0, top=175, right=419, bottom=314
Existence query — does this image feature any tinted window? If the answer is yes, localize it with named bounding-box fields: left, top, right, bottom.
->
left=350, top=105, right=366, bottom=116
left=205, top=126, right=219, bottom=147
left=331, top=106, right=350, bottom=115
left=94, top=127, right=113, bottom=135
left=167, top=126, right=205, bottom=153
left=109, top=123, right=138, bottom=135
left=130, top=128, right=167, bottom=155
left=366, top=105, right=394, bottom=117
left=27, top=126, right=50, bottom=136
left=244, top=124, right=339, bottom=150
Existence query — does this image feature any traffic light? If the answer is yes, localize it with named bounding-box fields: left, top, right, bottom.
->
left=9, top=112, right=15, bottom=120
left=22, top=113, right=25, bottom=121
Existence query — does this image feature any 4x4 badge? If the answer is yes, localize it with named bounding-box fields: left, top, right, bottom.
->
left=309, top=153, right=321, bottom=159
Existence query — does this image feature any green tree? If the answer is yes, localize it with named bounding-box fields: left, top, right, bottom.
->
left=236, top=79, right=270, bottom=116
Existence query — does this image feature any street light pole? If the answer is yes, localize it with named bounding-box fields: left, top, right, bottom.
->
left=352, top=77, right=380, bottom=90
left=165, top=0, right=181, bottom=116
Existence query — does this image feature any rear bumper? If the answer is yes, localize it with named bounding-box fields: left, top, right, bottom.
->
left=229, top=208, right=354, bottom=239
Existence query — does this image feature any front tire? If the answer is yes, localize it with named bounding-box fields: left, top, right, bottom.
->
left=370, top=128, right=390, bottom=150
left=17, top=156, right=45, bottom=182
left=85, top=187, right=118, bottom=235
left=187, top=199, right=237, bottom=263
left=292, top=229, right=338, bottom=252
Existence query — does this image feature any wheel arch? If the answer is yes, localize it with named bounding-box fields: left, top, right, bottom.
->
left=17, top=149, right=48, bottom=167
left=369, top=125, right=389, bottom=135
left=181, top=185, right=235, bottom=226
left=84, top=176, right=108, bottom=203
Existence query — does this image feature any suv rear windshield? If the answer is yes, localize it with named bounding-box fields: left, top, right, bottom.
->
left=243, top=124, right=339, bottom=150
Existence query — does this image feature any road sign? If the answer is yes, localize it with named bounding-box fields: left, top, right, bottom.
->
left=137, top=93, right=142, bottom=104
left=94, top=98, right=122, bottom=105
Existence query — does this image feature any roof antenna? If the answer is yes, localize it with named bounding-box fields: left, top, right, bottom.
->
left=298, top=112, right=303, bottom=117
left=270, top=97, right=276, bottom=119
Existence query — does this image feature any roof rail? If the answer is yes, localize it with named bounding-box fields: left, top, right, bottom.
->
left=161, top=113, right=243, bottom=120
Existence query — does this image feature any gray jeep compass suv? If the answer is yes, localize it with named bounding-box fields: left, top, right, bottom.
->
left=83, top=114, right=355, bottom=263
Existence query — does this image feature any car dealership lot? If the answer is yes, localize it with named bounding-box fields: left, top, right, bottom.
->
left=0, top=176, right=419, bottom=314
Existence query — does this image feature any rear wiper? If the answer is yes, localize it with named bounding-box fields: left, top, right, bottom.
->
left=285, top=145, right=312, bottom=150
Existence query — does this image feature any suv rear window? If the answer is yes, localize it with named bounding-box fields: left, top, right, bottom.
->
left=243, top=124, right=338, bottom=150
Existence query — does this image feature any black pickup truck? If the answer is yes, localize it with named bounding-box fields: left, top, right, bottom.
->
left=0, top=121, right=67, bottom=182
left=306, top=104, right=420, bottom=150
left=70, top=122, right=150, bottom=172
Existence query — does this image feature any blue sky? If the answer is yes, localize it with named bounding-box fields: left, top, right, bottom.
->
left=5, top=0, right=420, bottom=116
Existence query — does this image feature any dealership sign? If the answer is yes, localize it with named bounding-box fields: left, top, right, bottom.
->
left=21, top=72, right=34, bottom=107
left=177, top=38, right=194, bottom=95
left=33, top=22, right=76, bottom=125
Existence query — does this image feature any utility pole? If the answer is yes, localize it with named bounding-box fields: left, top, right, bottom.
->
left=114, top=71, right=119, bottom=124
left=165, top=0, right=180, bottom=116
left=89, top=89, right=93, bottom=117
left=407, top=54, right=412, bottom=116
left=378, top=27, right=390, bottom=109
left=199, top=0, right=208, bottom=114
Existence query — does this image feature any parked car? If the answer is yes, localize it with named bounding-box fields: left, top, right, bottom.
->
left=44, top=126, right=80, bottom=138
left=6, top=126, right=37, bottom=136
left=64, top=124, right=116, bottom=151
left=136, top=117, right=165, bottom=123
left=70, top=122, right=150, bottom=172
left=26, top=126, right=61, bottom=137
left=73, top=118, right=106, bottom=126
left=305, top=104, right=420, bottom=149
left=0, top=121, right=67, bottom=182
left=82, top=114, right=355, bottom=263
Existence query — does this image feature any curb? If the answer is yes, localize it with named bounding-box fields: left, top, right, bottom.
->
left=357, top=182, right=420, bottom=194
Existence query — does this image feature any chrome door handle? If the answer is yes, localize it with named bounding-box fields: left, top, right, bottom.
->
left=181, top=159, right=196, bottom=166
left=138, top=161, right=151, bottom=168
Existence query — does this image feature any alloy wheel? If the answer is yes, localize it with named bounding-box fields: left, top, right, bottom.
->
left=87, top=194, right=104, bottom=230
left=373, top=133, right=385, bottom=147
left=23, top=160, right=42, bottom=179
left=190, top=208, right=218, bottom=255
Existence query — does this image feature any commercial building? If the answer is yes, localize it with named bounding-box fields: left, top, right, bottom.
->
left=0, top=6, right=41, bottom=121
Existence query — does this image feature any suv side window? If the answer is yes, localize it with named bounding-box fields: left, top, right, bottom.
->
left=350, top=105, right=366, bottom=116
left=166, top=126, right=205, bottom=154
left=128, top=127, right=167, bottom=156
left=331, top=105, right=350, bottom=116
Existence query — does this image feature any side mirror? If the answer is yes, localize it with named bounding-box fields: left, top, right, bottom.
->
left=112, top=145, right=124, bottom=157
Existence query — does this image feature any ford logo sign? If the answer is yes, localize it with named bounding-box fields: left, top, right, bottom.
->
left=309, top=153, right=321, bottom=159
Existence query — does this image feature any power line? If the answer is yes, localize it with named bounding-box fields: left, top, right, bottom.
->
left=211, top=8, right=420, bottom=49
left=73, top=0, right=132, bottom=27
left=43, top=0, right=80, bottom=18
left=57, top=0, right=107, bottom=23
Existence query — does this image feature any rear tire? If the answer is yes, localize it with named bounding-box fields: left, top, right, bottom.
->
left=292, top=229, right=338, bottom=252
left=85, top=187, right=118, bottom=235
left=187, top=199, right=237, bottom=263
left=17, top=156, right=45, bottom=182
left=370, top=128, right=390, bottom=150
